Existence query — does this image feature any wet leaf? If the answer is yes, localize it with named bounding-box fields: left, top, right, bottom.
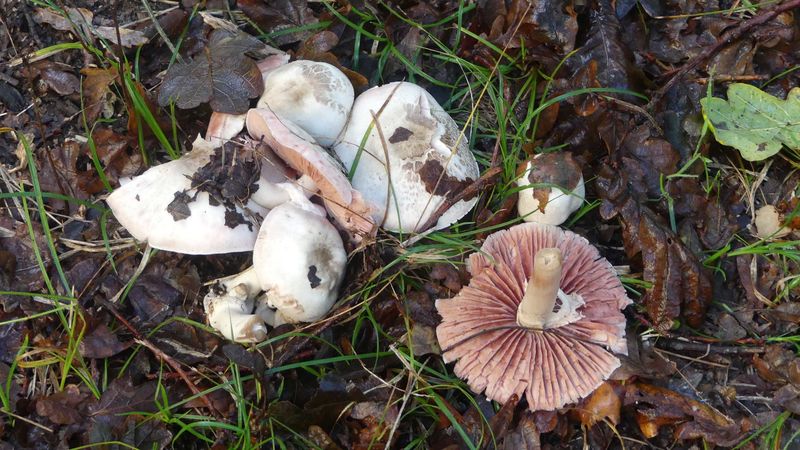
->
left=597, top=162, right=712, bottom=329
left=34, top=7, right=148, bottom=47
left=572, top=382, right=621, bottom=427
left=237, top=0, right=317, bottom=45
left=701, top=84, right=800, bottom=161
left=157, top=30, right=264, bottom=114
left=624, top=382, right=742, bottom=446
left=501, top=411, right=540, bottom=450
left=36, top=384, right=90, bottom=425
left=80, top=323, right=130, bottom=359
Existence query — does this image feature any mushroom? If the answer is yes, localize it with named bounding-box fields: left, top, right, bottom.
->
left=246, top=108, right=376, bottom=240
left=753, top=204, right=792, bottom=239
left=333, top=81, right=480, bottom=233
left=252, top=186, right=348, bottom=324
left=257, top=60, right=354, bottom=147
left=435, top=222, right=630, bottom=411
left=202, top=184, right=347, bottom=342
left=106, top=136, right=269, bottom=254
left=517, top=152, right=585, bottom=226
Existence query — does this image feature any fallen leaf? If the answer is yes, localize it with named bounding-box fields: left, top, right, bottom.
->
left=158, top=30, right=265, bottom=114
left=36, top=384, right=90, bottom=425
left=80, top=67, right=117, bottom=124
left=34, top=7, right=148, bottom=47
left=80, top=324, right=130, bottom=359
left=701, top=83, right=800, bottom=161
left=624, top=382, right=743, bottom=446
left=572, top=382, right=621, bottom=427
left=501, top=411, right=541, bottom=450
left=597, top=162, right=712, bottom=329
left=237, top=0, right=318, bottom=45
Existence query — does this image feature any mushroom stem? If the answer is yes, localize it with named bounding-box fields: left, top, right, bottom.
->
left=517, top=248, right=563, bottom=329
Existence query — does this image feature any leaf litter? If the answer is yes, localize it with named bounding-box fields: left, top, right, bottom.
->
left=2, top=0, right=800, bottom=448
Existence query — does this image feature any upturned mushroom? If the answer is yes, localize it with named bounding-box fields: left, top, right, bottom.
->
left=106, top=136, right=272, bottom=254
left=435, top=222, right=630, bottom=411
left=246, top=108, right=375, bottom=240
left=333, top=81, right=480, bottom=233
left=517, top=152, right=585, bottom=226
left=203, top=184, right=348, bottom=342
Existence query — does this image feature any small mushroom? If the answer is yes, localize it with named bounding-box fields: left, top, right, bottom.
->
left=257, top=60, right=354, bottom=147
left=754, top=204, right=792, bottom=239
left=517, top=152, right=585, bottom=226
left=106, top=136, right=269, bottom=254
left=203, top=184, right=347, bottom=342
left=435, top=222, right=630, bottom=411
left=246, top=108, right=376, bottom=240
left=333, top=81, right=480, bottom=233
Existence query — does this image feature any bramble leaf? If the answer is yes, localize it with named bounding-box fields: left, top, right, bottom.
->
left=701, top=83, right=800, bottom=161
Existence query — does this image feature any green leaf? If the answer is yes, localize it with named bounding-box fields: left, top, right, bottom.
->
left=700, top=83, right=800, bottom=161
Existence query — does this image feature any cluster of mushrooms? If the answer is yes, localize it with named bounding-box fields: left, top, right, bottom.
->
left=107, top=51, right=630, bottom=411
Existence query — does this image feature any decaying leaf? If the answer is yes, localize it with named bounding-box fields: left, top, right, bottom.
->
left=80, top=67, right=117, bottom=124
left=237, top=0, right=318, bottom=45
left=597, top=162, right=712, bottom=329
left=157, top=30, right=265, bottom=114
left=36, top=384, right=90, bottom=425
left=701, top=83, right=800, bottom=161
left=34, top=7, right=149, bottom=47
left=625, top=383, right=743, bottom=446
left=572, top=382, right=621, bottom=427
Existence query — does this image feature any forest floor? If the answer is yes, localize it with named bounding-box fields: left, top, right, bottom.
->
left=1, top=0, right=800, bottom=449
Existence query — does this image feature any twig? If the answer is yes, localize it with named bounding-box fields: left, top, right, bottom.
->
left=648, top=0, right=800, bottom=109
left=653, top=337, right=765, bottom=355
left=96, top=297, right=223, bottom=418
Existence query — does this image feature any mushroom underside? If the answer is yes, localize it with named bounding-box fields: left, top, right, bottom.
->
left=435, top=222, right=630, bottom=411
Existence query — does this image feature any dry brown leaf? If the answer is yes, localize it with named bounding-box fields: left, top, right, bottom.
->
left=572, top=382, right=621, bottom=427
left=80, top=67, right=117, bottom=124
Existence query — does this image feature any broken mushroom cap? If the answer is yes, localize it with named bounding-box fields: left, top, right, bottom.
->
left=333, top=81, right=480, bottom=233
left=257, top=60, right=354, bottom=147
left=106, top=136, right=268, bottom=254
left=246, top=108, right=376, bottom=239
left=204, top=267, right=268, bottom=342
left=252, top=187, right=348, bottom=324
left=517, top=152, right=585, bottom=226
left=435, top=222, right=631, bottom=411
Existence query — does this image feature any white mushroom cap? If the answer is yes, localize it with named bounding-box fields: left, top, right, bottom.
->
left=106, top=136, right=268, bottom=254
left=252, top=186, right=347, bottom=323
left=333, top=81, right=480, bottom=233
left=517, top=152, right=585, bottom=226
left=257, top=60, right=354, bottom=147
